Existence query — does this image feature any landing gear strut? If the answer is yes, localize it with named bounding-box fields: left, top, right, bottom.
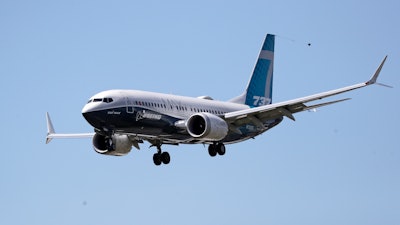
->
left=208, top=143, right=226, bottom=157
left=153, top=145, right=170, bottom=166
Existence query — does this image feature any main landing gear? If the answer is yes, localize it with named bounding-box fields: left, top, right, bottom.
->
left=152, top=145, right=170, bottom=166
left=208, top=143, right=226, bottom=157
left=151, top=143, right=226, bottom=166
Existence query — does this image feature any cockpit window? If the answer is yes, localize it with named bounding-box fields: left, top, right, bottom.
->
left=103, top=98, right=113, bottom=103
left=88, top=97, right=113, bottom=103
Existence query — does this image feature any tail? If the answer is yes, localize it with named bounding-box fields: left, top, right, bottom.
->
left=229, top=34, right=275, bottom=107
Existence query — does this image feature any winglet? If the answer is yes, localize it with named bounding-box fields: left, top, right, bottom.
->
left=46, top=112, right=55, bottom=144
left=366, top=56, right=388, bottom=85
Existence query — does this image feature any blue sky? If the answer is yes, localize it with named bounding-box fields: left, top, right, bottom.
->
left=1, top=0, right=399, bottom=224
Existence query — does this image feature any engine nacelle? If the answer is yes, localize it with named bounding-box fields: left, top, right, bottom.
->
left=186, top=113, right=228, bottom=141
left=92, top=133, right=132, bottom=156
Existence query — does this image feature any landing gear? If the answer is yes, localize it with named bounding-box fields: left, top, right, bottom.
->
left=216, top=143, right=226, bottom=155
left=153, top=152, right=171, bottom=165
left=208, top=143, right=226, bottom=157
left=152, top=145, right=170, bottom=166
left=208, top=144, right=217, bottom=157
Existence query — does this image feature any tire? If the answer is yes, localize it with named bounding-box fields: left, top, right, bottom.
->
left=217, top=143, right=226, bottom=156
left=153, top=153, right=162, bottom=166
left=208, top=145, right=217, bottom=157
left=161, top=152, right=171, bottom=164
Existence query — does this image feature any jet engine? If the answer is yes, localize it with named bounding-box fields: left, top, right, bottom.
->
left=186, top=113, right=228, bottom=141
left=92, top=133, right=132, bottom=156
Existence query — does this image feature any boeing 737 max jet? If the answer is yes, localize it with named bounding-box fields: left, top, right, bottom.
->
left=46, top=34, right=388, bottom=166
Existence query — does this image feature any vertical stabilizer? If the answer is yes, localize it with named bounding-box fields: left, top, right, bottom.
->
left=229, top=34, right=275, bottom=107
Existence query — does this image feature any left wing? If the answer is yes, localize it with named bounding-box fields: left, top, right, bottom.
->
left=224, top=56, right=388, bottom=124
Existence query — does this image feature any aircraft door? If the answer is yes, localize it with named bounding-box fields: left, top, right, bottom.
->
left=126, top=97, right=134, bottom=113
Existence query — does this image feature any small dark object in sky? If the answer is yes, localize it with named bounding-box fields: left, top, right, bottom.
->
left=308, top=43, right=311, bottom=46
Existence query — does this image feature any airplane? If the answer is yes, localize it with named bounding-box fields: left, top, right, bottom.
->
left=46, top=34, right=388, bottom=166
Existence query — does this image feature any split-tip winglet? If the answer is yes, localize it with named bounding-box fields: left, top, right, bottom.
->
left=46, top=112, right=55, bottom=144
left=366, top=55, right=389, bottom=86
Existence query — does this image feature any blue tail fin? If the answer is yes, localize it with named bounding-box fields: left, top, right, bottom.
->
left=229, top=34, right=275, bottom=107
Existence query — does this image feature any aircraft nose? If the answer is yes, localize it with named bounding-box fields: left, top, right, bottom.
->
left=82, top=103, right=103, bottom=128
left=82, top=104, right=93, bottom=123
left=81, top=103, right=92, bottom=114
left=82, top=99, right=102, bottom=114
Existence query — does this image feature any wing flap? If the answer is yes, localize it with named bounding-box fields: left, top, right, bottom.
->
left=303, top=98, right=351, bottom=111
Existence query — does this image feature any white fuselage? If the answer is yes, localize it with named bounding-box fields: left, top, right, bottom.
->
left=81, top=89, right=281, bottom=145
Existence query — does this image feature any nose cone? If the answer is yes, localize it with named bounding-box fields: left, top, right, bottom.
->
left=81, top=103, right=93, bottom=114
left=82, top=94, right=104, bottom=115
left=82, top=90, right=121, bottom=129
left=82, top=104, right=97, bottom=127
left=82, top=99, right=106, bottom=129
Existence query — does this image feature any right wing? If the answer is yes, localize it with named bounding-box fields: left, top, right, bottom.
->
left=45, top=113, right=179, bottom=149
left=45, top=112, right=94, bottom=144
left=224, top=56, right=388, bottom=127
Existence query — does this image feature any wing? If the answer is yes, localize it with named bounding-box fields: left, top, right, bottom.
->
left=45, top=112, right=185, bottom=148
left=224, top=56, right=388, bottom=125
left=45, top=112, right=94, bottom=144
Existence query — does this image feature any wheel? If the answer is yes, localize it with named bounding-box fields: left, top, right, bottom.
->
left=216, top=143, right=226, bottom=156
left=153, top=153, right=162, bottom=166
left=208, top=144, right=217, bottom=157
left=161, top=152, right=170, bottom=164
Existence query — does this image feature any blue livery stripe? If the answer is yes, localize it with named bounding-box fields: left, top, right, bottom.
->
left=245, top=59, right=271, bottom=106
left=262, top=34, right=275, bottom=52
left=245, top=34, right=275, bottom=107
